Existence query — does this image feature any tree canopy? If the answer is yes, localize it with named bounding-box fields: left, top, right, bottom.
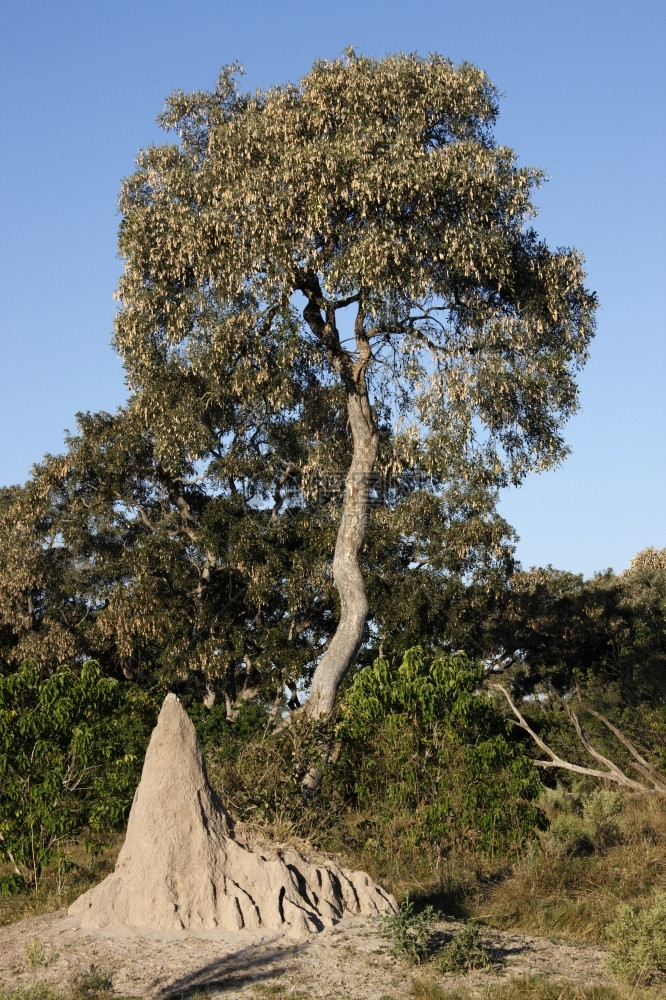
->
left=484, top=548, right=666, bottom=707
left=110, top=50, right=596, bottom=717
left=0, top=411, right=515, bottom=704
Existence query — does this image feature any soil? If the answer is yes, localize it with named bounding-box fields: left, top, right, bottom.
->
left=0, top=907, right=617, bottom=999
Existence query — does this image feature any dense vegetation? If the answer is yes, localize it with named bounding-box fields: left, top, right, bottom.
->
left=1, top=555, right=665, bottom=996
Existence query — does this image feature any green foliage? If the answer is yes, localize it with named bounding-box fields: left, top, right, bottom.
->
left=437, top=924, right=495, bottom=973
left=536, top=787, right=623, bottom=857
left=0, top=659, right=155, bottom=886
left=0, top=52, right=601, bottom=718
left=380, top=895, right=497, bottom=972
left=487, top=549, right=666, bottom=709
left=606, top=891, right=666, bottom=985
left=0, top=872, right=25, bottom=895
left=380, top=895, right=442, bottom=964
left=186, top=698, right=269, bottom=759
left=69, top=968, right=113, bottom=1000
left=409, top=981, right=448, bottom=1000
left=117, top=52, right=595, bottom=486
left=26, top=938, right=46, bottom=970
left=106, top=50, right=596, bottom=713
left=336, top=648, right=544, bottom=855
left=0, top=425, right=518, bottom=713
left=475, top=787, right=666, bottom=945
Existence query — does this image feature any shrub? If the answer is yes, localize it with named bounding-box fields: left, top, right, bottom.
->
left=606, top=890, right=666, bottom=984
left=187, top=698, right=269, bottom=760
left=0, top=659, right=156, bottom=887
left=582, top=789, right=623, bottom=849
left=380, top=895, right=441, bottom=964
left=437, top=924, right=495, bottom=972
left=335, top=648, right=544, bottom=857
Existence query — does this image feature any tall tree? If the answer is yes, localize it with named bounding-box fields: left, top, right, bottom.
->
left=0, top=408, right=516, bottom=716
left=113, top=51, right=597, bottom=718
left=0, top=475, right=79, bottom=672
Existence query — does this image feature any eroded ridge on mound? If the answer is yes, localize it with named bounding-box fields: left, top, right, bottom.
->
left=68, top=693, right=396, bottom=937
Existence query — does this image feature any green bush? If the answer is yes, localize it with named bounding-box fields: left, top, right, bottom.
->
left=0, top=659, right=156, bottom=887
left=437, top=924, right=496, bottom=973
left=335, top=648, right=544, bottom=856
left=537, top=786, right=635, bottom=860
left=606, top=890, right=666, bottom=984
left=186, top=698, right=269, bottom=760
left=380, top=895, right=441, bottom=964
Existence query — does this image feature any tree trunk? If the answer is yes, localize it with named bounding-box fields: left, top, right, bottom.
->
left=306, top=389, right=379, bottom=719
left=295, top=280, right=379, bottom=726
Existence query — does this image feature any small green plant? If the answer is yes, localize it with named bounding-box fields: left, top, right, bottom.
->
left=25, top=938, right=45, bottom=970
left=582, top=789, right=623, bottom=850
left=437, top=923, right=496, bottom=973
left=71, top=966, right=114, bottom=998
left=380, top=895, right=441, bottom=964
left=606, top=890, right=666, bottom=984
left=0, top=873, right=26, bottom=896
left=539, top=787, right=624, bottom=858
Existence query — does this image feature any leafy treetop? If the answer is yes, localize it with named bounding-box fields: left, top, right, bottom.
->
left=114, top=50, right=596, bottom=488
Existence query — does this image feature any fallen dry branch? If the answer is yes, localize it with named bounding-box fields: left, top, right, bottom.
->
left=490, top=683, right=666, bottom=796
left=575, top=688, right=666, bottom=792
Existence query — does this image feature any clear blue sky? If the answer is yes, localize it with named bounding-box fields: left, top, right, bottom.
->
left=1, top=0, right=664, bottom=579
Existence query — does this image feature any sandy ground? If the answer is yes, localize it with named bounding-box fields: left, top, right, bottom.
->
left=0, top=908, right=617, bottom=999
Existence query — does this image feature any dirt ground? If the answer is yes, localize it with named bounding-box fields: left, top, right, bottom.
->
left=0, top=907, right=617, bottom=999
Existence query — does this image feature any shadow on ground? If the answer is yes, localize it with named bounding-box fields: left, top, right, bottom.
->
left=156, top=944, right=301, bottom=998
left=411, top=866, right=512, bottom=920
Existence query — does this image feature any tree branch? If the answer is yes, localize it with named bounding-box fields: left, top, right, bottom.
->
left=489, top=683, right=659, bottom=795
left=0, top=832, right=22, bottom=876
left=574, top=690, right=666, bottom=794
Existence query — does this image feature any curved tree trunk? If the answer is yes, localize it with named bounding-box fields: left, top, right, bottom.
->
left=296, top=279, right=379, bottom=724
left=306, top=390, right=379, bottom=719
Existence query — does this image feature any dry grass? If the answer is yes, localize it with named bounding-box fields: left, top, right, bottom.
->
left=0, top=834, right=123, bottom=928
left=209, top=761, right=666, bottom=953
left=0, top=971, right=134, bottom=1000
left=408, top=975, right=659, bottom=1000
left=0, top=979, right=656, bottom=1000
left=475, top=792, right=666, bottom=942
left=328, top=790, right=666, bottom=946
left=2, top=784, right=664, bottom=1000
left=3, top=788, right=663, bottom=949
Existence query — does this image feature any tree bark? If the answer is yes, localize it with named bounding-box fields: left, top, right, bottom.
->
left=306, top=390, right=378, bottom=719
left=296, top=278, right=379, bottom=721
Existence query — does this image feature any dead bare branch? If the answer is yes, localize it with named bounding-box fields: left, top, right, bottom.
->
left=489, top=683, right=662, bottom=796
left=574, top=691, right=666, bottom=794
